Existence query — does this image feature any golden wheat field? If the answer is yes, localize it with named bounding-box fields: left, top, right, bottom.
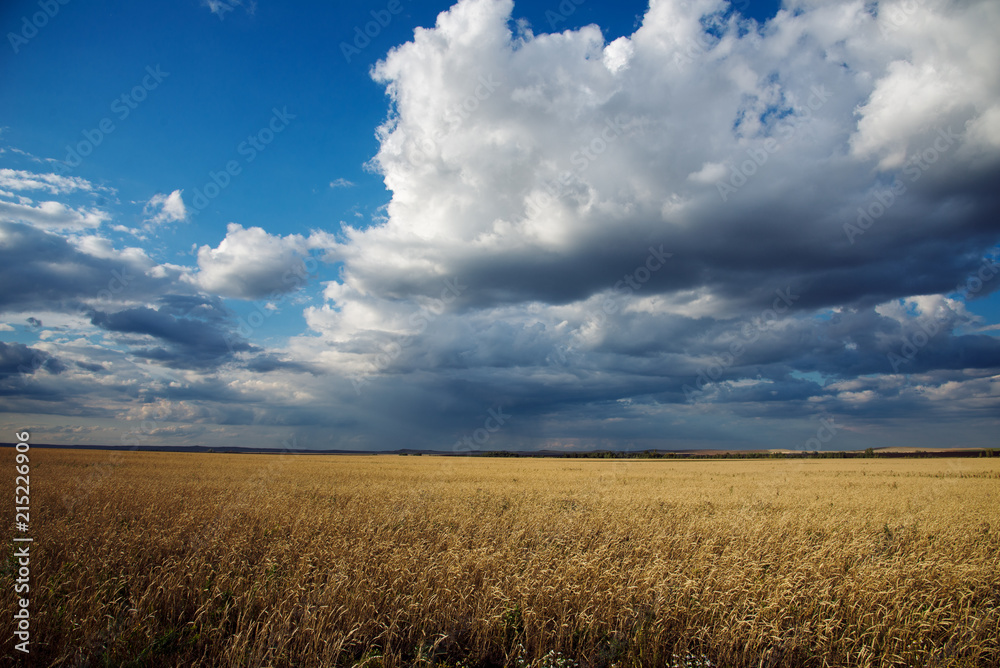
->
left=2, top=449, right=999, bottom=667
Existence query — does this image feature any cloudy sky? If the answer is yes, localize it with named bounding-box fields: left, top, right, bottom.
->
left=2, top=0, right=999, bottom=452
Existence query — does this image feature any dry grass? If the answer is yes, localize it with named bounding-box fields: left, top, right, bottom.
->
left=2, top=450, right=998, bottom=667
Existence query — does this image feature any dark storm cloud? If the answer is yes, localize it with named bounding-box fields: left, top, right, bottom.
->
left=4, top=0, right=1000, bottom=451
left=75, top=361, right=107, bottom=373
left=0, top=221, right=181, bottom=313
left=0, top=340, right=65, bottom=377
left=89, top=300, right=254, bottom=369
left=243, top=354, right=316, bottom=374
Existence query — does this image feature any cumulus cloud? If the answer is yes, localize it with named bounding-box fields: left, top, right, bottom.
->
left=289, top=0, right=1000, bottom=448
left=316, top=0, right=998, bottom=318
left=0, top=169, right=114, bottom=231
left=88, top=296, right=254, bottom=369
left=0, top=199, right=109, bottom=231
left=0, top=340, right=65, bottom=378
left=195, top=223, right=331, bottom=300
left=849, top=0, right=1000, bottom=167
left=603, top=36, right=634, bottom=74
left=3, top=0, right=999, bottom=451
left=0, top=221, right=188, bottom=314
left=144, top=190, right=188, bottom=226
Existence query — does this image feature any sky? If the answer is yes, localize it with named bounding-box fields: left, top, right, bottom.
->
left=1, top=0, right=999, bottom=453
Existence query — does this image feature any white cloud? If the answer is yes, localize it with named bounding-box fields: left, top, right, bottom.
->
left=329, top=178, right=355, bottom=188
left=687, top=161, right=728, bottom=184
left=0, top=168, right=114, bottom=231
left=316, top=0, right=999, bottom=327
left=603, top=36, right=634, bottom=74
left=196, top=223, right=326, bottom=300
left=874, top=295, right=972, bottom=328
left=0, top=199, right=109, bottom=231
left=69, top=234, right=153, bottom=265
left=849, top=0, right=1000, bottom=168
left=0, top=169, right=98, bottom=195
left=4, top=0, right=999, bottom=452
left=144, top=190, right=188, bottom=226
left=273, top=0, right=1000, bottom=441
left=203, top=0, right=255, bottom=18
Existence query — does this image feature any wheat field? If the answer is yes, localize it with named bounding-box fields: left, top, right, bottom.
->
left=2, top=449, right=998, bottom=667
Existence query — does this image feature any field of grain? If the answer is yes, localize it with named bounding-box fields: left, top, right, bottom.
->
left=3, top=449, right=999, bottom=667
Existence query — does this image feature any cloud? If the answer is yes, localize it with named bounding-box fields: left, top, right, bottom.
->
left=602, top=36, right=634, bottom=74
left=329, top=178, right=355, bottom=188
left=88, top=296, right=254, bottom=369
left=144, top=190, right=188, bottom=226
left=0, top=221, right=189, bottom=314
left=2, top=0, right=998, bottom=451
left=849, top=1, right=1000, bottom=168
left=284, top=0, right=1000, bottom=448
left=0, top=169, right=101, bottom=195
left=311, top=0, right=997, bottom=322
left=195, top=223, right=329, bottom=300
left=203, top=0, right=256, bottom=19
left=243, top=353, right=316, bottom=374
left=0, top=199, right=109, bottom=231
left=0, top=341, right=65, bottom=378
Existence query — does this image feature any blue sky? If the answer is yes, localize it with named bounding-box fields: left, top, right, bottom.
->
left=1, top=0, right=664, bottom=242
left=1, top=0, right=999, bottom=451
left=0, top=0, right=682, bottom=341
